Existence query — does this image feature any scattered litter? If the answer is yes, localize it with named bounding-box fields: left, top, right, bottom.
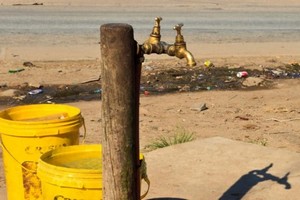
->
left=264, top=67, right=300, bottom=79
left=197, top=74, right=205, bottom=80
left=39, top=96, right=54, bottom=103
left=144, top=91, right=150, bottom=96
left=236, top=71, right=248, bottom=78
left=94, top=89, right=102, bottom=94
left=204, top=60, right=214, bottom=68
left=194, top=86, right=201, bottom=91
left=157, top=86, right=165, bottom=92
left=140, top=86, right=145, bottom=92
left=264, top=68, right=287, bottom=78
left=23, top=62, right=35, bottom=67
left=80, top=75, right=101, bottom=84
left=200, top=103, right=208, bottom=111
left=224, top=76, right=235, bottom=83
left=289, top=72, right=300, bottom=78
left=191, top=103, right=208, bottom=112
left=271, top=69, right=284, bottom=77
left=179, top=85, right=190, bottom=92
left=13, top=95, right=26, bottom=101
left=8, top=68, right=25, bottom=73
left=28, top=89, right=43, bottom=95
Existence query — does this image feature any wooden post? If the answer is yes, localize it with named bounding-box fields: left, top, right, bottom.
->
left=100, top=23, right=141, bottom=199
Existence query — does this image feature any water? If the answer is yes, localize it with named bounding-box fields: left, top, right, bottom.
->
left=62, top=157, right=102, bottom=169
left=0, top=6, right=300, bottom=46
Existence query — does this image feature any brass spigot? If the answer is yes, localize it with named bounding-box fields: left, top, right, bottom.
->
left=150, top=16, right=162, bottom=40
left=172, top=23, right=196, bottom=67
left=142, top=17, right=164, bottom=54
left=139, top=17, right=196, bottom=66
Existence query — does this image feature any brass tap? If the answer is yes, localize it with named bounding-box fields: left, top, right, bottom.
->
left=150, top=16, right=162, bottom=40
left=141, top=17, right=164, bottom=54
left=172, top=23, right=196, bottom=67
left=140, top=17, right=196, bottom=67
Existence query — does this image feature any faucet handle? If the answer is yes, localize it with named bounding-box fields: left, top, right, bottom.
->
left=174, top=23, right=183, bottom=35
left=173, top=23, right=185, bottom=44
left=150, top=16, right=162, bottom=37
left=154, top=17, right=162, bottom=27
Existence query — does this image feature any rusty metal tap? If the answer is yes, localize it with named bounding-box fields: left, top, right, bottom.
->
left=139, top=17, right=196, bottom=66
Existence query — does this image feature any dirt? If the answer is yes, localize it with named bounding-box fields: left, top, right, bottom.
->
left=1, top=56, right=300, bottom=199
left=1, top=0, right=300, bottom=198
left=1, top=60, right=299, bottom=106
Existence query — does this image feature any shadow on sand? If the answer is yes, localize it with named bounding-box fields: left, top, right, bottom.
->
left=219, top=163, right=291, bottom=200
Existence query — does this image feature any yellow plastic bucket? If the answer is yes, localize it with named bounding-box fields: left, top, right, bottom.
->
left=37, top=144, right=150, bottom=200
left=0, top=104, right=84, bottom=200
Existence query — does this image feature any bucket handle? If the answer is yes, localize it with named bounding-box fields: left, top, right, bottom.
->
left=140, top=156, right=150, bottom=199
left=141, top=176, right=150, bottom=199
left=81, top=116, right=86, bottom=144
left=0, top=138, right=36, bottom=173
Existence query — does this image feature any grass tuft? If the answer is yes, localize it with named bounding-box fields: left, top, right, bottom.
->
left=145, top=127, right=195, bottom=151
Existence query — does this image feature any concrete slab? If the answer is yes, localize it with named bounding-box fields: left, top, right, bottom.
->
left=1, top=137, right=299, bottom=200
left=143, top=137, right=300, bottom=200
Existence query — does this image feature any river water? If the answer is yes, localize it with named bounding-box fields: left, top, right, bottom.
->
left=0, top=5, right=300, bottom=47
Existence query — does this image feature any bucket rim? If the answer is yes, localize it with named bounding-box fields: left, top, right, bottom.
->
left=0, top=104, right=83, bottom=136
left=0, top=104, right=82, bottom=124
left=38, top=144, right=102, bottom=189
left=38, top=144, right=102, bottom=174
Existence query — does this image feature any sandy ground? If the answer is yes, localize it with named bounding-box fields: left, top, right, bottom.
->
left=1, top=0, right=300, bottom=7
left=1, top=0, right=300, bottom=199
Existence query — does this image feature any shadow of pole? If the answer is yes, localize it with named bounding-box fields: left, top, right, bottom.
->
left=219, top=163, right=291, bottom=200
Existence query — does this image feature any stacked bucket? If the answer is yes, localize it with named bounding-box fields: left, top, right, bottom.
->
left=0, top=104, right=102, bottom=200
left=0, top=104, right=149, bottom=200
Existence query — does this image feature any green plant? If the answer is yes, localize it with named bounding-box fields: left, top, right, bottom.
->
left=248, top=137, right=268, bottom=146
left=145, top=127, right=195, bottom=151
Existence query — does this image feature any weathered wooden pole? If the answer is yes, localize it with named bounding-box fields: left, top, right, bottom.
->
left=100, top=23, right=141, bottom=199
